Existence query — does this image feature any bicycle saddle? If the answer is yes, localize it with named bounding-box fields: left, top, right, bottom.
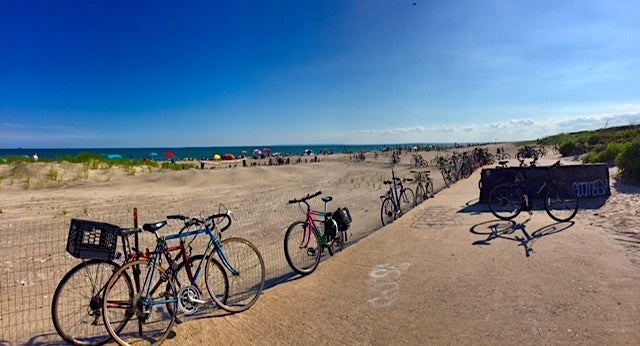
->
left=143, top=221, right=168, bottom=233
left=322, top=196, right=333, bottom=203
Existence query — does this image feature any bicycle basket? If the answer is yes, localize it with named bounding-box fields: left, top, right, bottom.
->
left=66, top=219, right=120, bottom=260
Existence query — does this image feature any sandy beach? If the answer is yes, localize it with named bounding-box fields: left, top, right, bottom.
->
left=1, top=143, right=639, bottom=345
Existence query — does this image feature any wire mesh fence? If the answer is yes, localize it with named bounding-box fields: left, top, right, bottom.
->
left=0, top=162, right=448, bottom=345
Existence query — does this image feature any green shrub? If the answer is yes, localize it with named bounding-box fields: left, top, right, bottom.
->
left=558, top=141, right=578, bottom=156
left=616, top=139, right=640, bottom=182
left=587, top=134, right=602, bottom=146
left=583, top=142, right=627, bottom=163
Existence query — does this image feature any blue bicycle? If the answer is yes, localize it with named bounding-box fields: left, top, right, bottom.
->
left=102, top=209, right=265, bottom=345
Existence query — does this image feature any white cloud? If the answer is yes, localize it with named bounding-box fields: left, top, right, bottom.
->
left=336, top=110, right=640, bottom=144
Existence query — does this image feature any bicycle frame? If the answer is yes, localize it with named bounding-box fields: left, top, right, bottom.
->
left=512, top=171, right=555, bottom=210
left=301, top=201, right=332, bottom=246
left=105, top=214, right=240, bottom=315
left=387, top=169, right=408, bottom=210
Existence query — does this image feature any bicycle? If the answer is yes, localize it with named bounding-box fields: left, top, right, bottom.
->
left=284, top=191, right=352, bottom=276
left=380, top=169, right=415, bottom=226
left=410, top=154, right=427, bottom=167
left=487, top=160, right=579, bottom=222
left=51, top=218, right=144, bottom=346
left=411, top=170, right=434, bottom=205
left=51, top=210, right=231, bottom=345
left=102, top=209, right=265, bottom=345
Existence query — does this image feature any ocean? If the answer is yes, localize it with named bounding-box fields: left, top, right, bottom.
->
left=0, top=143, right=457, bottom=161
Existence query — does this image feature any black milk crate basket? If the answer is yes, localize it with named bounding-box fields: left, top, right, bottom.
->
left=66, top=219, right=120, bottom=260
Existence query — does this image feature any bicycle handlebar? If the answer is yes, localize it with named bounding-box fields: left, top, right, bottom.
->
left=168, top=214, right=203, bottom=229
left=168, top=212, right=232, bottom=233
left=288, top=190, right=322, bottom=204
left=206, top=213, right=232, bottom=233
left=384, top=178, right=412, bottom=184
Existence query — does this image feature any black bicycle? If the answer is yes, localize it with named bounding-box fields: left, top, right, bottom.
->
left=488, top=161, right=579, bottom=222
left=380, top=170, right=414, bottom=226
left=411, top=170, right=434, bottom=205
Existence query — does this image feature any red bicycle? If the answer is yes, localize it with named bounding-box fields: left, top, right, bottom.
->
left=284, top=191, right=351, bottom=276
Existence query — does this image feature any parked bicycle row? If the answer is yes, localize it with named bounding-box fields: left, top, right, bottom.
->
left=52, top=190, right=356, bottom=345
left=51, top=151, right=578, bottom=345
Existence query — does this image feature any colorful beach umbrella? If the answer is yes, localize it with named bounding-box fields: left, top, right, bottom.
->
left=163, top=151, right=176, bottom=159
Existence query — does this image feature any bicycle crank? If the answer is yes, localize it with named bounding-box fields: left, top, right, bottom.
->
left=178, top=285, right=203, bottom=315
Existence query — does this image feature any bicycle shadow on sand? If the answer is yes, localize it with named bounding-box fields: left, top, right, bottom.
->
left=470, top=218, right=575, bottom=257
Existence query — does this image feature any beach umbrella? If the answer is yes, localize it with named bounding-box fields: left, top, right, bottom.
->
left=163, top=151, right=176, bottom=159
left=106, top=154, right=123, bottom=160
left=253, top=149, right=262, bottom=159
left=213, top=154, right=221, bottom=161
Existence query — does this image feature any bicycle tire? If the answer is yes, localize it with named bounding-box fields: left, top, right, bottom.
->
left=102, top=259, right=178, bottom=346
left=207, top=237, right=265, bottom=313
left=52, top=259, right=120, bottom=346
left=283, top=220, right=322, bottom=275
left=400, top=187, right=415, bottom=213
left=170, top=254, right=229, bottom=323
left=442, top=169, right=453, bottom=188
left=380, top=197, right=396, bottom=226
left=545, top=182, right=579, bottom=222
left=426, top=179, right=434, bottom=198
left=414, top=183, right=426, bottom=205
left=488, top=183, right=523, bottom=220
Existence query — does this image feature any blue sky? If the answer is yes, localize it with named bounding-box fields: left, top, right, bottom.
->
left=1, top=0, right=639, bottom=148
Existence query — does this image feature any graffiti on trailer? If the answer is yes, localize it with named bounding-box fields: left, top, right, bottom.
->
left=573, top=179, right=608, bottom=198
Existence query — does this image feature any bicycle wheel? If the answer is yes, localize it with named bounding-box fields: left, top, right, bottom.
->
left=170, top=254, right=228, bottom=322
left=400, top=187, right=415, bottom=213
left=461, top=163, right=472, bottom=179
left=52, top=259, right=120, bottom=346
left=488, top=183, right=523, bottom=220
left=426, top=179, right=434, bottom=198
left=380, top=197, right=396, bottom=226
left=545, top=182, right=579, bottom=222
left=207, top=237, right=265, bottom=313
left=283, top=221, right=322, bottom=275
left=442, top=169, right=454, bottom=188
left=414, top=183, right=426, bottom=205
left=103, top=259, right=177, bottom=346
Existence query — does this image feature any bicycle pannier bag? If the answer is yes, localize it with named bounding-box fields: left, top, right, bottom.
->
left=332, top=207, right=352, bottom=231
left=324, top=218, right=337, bottom=240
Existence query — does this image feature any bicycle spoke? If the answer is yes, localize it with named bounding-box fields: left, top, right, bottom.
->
left=284, top=221, right=321, bottom=275
left=208, top=238, right=265, bottom=313
left=52, top=260, right=119, bottom=345
left=103, top=259, right=177, bottom=346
